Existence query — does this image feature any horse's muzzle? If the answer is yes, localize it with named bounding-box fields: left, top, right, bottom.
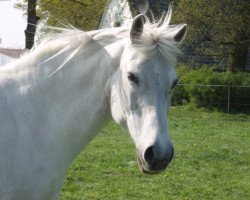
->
left=137, top=146, right=174, bottom=173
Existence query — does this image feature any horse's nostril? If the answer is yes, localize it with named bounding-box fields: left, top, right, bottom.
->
left=142, top=146, right=174, bottom=173
left=144, top=146, right=155, bottom=164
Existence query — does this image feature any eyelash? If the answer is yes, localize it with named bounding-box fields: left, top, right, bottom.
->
left=169, top=79, right=179, bottom=94
left=172, top=79, right=179, bottom=90
left=127, top=73, right=139, bottom=84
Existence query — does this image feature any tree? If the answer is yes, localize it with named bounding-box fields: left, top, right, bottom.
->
left=172, top=0, right=250, bottom=71
left=25, top=0, right=39, bottom=49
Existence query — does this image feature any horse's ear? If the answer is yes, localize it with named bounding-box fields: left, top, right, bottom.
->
left=173, top=24, right=187, bottom=43
left=130, top=14, right=145, bottom=43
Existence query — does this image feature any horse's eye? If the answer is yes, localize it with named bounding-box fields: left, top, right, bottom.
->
left=128, top=72, right=139, bottom=84
left=171, top=78, right=179, bottom=90
left=169, top=78, right=179, bottom=95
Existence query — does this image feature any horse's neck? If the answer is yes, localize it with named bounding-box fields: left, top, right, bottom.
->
left=42, top=40, right=116, bottom=155
left=2, top=35, right=124, bottom=164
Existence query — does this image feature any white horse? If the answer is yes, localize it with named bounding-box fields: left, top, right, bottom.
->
left=0, top=7, right=186, bottom=200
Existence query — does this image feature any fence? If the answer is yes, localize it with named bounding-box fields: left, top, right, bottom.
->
left=173, top=83, right=250, bottom=113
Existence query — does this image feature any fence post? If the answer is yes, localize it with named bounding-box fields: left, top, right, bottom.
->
left=227, top=82, right=232, bottom=113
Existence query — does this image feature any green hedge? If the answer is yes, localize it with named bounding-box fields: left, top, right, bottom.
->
left=172, top=65, right=250, bottom=111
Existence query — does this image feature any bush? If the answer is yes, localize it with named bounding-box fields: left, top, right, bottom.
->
left=171, top=65, right=190, bottom=105
left=172, top=65, right=250, bottom=112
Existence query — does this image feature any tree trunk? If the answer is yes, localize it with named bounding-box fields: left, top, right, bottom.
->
left=25, top=0, right=40, bottom=50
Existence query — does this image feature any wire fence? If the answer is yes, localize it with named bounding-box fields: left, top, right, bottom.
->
left=173, top=83, right=250, bottom=113
left=177, top=83, right=250, bottom=88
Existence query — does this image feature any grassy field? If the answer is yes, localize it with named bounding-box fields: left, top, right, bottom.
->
left=60, top=106, right=250, bottom=200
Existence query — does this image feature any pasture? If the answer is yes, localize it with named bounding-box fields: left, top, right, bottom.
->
left=61, top=106, right=250, bottom=199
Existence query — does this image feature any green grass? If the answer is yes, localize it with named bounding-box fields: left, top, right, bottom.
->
left=60, top=106, right=250, bottom=200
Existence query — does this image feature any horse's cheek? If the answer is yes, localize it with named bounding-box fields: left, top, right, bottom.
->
left=110, top=96, right=127, bottom=128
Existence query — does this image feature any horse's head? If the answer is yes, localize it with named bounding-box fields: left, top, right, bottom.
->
left=110, top=11, right=186, bottom=173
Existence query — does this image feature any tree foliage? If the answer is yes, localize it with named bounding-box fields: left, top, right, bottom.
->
left=17, top=0, right=107, bottom=31
left=172, top=0, right=250, bottom=71
left=37, top=0, right=106, bottom=30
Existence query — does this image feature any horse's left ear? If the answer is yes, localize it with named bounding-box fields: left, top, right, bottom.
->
left=173, top=24, right=187, bottom=43
left=130, top=14, right=145, bottom=44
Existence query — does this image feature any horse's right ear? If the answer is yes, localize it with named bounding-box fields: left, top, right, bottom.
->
left=173, top=24, right=187, bottom=43
left=130, top=14, right=145, bottom=44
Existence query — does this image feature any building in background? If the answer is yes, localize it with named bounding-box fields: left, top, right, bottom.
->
left=0, top=48, right=26, bottom=66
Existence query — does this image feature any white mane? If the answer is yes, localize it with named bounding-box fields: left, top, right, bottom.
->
left=95, top=6, right=183, bottom=65
left=19, top=6, right=182, bottom=75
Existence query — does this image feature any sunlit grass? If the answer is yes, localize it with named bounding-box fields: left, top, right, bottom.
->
left=60, top=106, right=250, bottom=200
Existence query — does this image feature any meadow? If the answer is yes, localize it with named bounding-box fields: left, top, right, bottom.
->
left=60, top=106, right=250, bottom=200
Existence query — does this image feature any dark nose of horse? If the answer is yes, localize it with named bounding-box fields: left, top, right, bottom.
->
left=144, top=146, right=174, bottom=172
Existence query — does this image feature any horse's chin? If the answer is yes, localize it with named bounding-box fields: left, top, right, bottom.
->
left=136, top=152, right=167, bottom=174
